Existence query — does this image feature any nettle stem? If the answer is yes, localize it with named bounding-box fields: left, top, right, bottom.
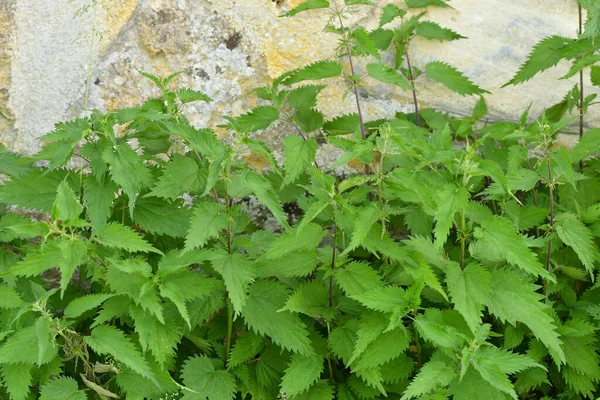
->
left=578, top=2, right=585, bottom=170
left=224, top=164, right=234, bottom=365
left=402, top=19, right=420, bottom=127
left=543, top=153, right=555, bottom=297
left=329, top=219, right=337, bottom=308
left=459, top=209, right=466, bottom=270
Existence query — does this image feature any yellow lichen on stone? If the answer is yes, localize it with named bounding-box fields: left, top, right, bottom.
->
left=98, top=0, right=138, bottom=55
left=242, top=152, right=270, bottom=171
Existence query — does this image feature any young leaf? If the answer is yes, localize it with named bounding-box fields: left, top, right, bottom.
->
left=591, top=65, right=600, bottom=87
left=295, top=108, right=324, bottom=133
left=416, top=21, right=465, bottom=42
left=555, top=215, right=599, bottom=274
left=102, top=143, right=153, bottom=217
left=0, top=325, right=57, bottom=365
left=571, top=128, right=600, bottom=162
left=96, top=222, right=161, bottom=254
left=350, top=27, right=381, bottom=59
left=129, top=305, right=181, bottom=368
left=280, top=353, right=324, bottom=397
left=0, top=284, right=26, bottom=309
left=281, top=0, right=330, bottom=17
left=366, top=63, right=412, bottom=90
left=211, top=253, right=255, bottom=316
left=379, top=4, right=407, bottom=27
left=282, top=60, right=343, bottom=86
left=0, top=169, right=70, bottom=211
left=503, top=36, right=571, bottom=86
left=334, top=262, right=384, bottom=297
left=343, top=206, right=380, bottom=255
left=228, top=331, right=264, bottom=369
left=472, top=96, right=488, bottom=120
left=85, top=325, right=155, bottom=383
left=39, top=377, right=87, bottom=400
left=323, top=113, right=360, bottom=136
left=401, top=360, right=454, bottom=400
left=243, top=280, right=313, bottom=355
left=244, top=171, right=290, bottom=229
left=446, top=263, right=490, bottom=333
left=133, top=197, right=192, bottom=238
left=184, top=201, right=228, bottom=252
left=282, top=279, right=333, bottom=319
left=57, top=239, right=87, bottom=296
left=425, top=61, right=489, bottom=96
left=283, top=136, right=318, bottom=186
left=51, top=180, right=83, bottom=222
left=434, top=185, right=469, bottom=248
left=181, top=356, right=236, bottom=400
left=147, top=154, right=200, bottom=200
left=406, top=0, right=450, bottom=7
left=176, top=88, right=212, bottom=104
left=484, top=268, right=565, bottom=364
left=224, top=106, right=280, bottom=133
left=291, top=381, right=334, bottom=400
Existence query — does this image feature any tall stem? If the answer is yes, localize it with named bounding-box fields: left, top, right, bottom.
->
left=224, top=164, right=233, bottom=365
left=405, top=47, right=420, bottom=126
left=459, top=209, right=466, bottom=270
left=334, top=3, right=367, bottom=140
left=578, top=2, right=585, bottom=170
left=329, top=222, right=337, bottom=308
left=543, top=155, right=555, bottom=295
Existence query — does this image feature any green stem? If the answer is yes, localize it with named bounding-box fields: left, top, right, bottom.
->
left=459, top=209, right=466, bottom=270
left=401, top=19, right=420, bottom=126
left=543, top=155, right=555, bottom=296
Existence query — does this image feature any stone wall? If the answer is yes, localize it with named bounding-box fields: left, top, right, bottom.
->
left=0, top=0, right=592, bottom=157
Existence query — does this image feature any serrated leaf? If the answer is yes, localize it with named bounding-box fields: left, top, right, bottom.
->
left=1, top=239, right=63, bottom=278
left=401, top=360, right=454, bottom=400
left=83, top=175, right=116, bottom=232
left=244, top=171, right=290, bottom=229
left=243, top=280, right=312, bottom=355
left=291, top=381, right=334, bottom=400
left=354, top=327, right=410, bottom=370
left=323, top=113, right=360, bottom=136
left=366, top=62, right=412, bottom=90
left=426, top=61, right=489, bottom=96
left=281, top=353, right=324, bottom=397
left=379, top=4, right=406, bottom=27
left=0, top=169, right=70, bottom=211
left=343, top=206, right=380, bottom=254
left=472, top=96, right=488, bottom=120
left=284, top=136, right=318, bottom=186
left=181, top=356, right=236, bottom=400
left=225, top=106, right=279, bottom=133
left=147, top=154, right=200, bottom=200
left=406, top=0, right=450, bottom=7
left=351, top=27, right=380, bottom=59
left=184, top=201, right=228, bottom=251
left=571, top=128, right=600, bottom=162
left=264, top=224, right=324, bottom=260
left=449, top=367, right=508, bottom=400
left=129, top=305, right=181, bottom=368
left=211, top=253, right=255, bottom=316
left=85, top=325, right=155, bottom=383
left=555, top=215, right=599, bottom=274
left=415, top=309, right=467, bottom=350
left=228, top=331, right=264, bottom=369
left=484, top=268, right=565, bottom=364
left=51, top=180, right=83, bottom=222
left=64, top=293, right=115, bottom=319
left=446, top=263, right=490, bottom=333
left=176, top=88, right=212, bottom=104
left=282, top=60, right=343, bottom=86
left=102, top=143, right=153, bottom=217
left=504, top=36, right=572, bottom=86
left=133, top=196, right=192, bottom=238
left=0, top=284, right=25, bottom=309
left=1, top=363, right=33, bottom=400
left=470, top=216, right=552, bottom=280
left=57, top=238, right=87, bottom=296
left=416, top=21, right=465, bottom=42
left=39, top=377, right=87, bottom=400
left=0, top=325, right=57, bottom=365
left=287, top=85, right=326, bottom=109
left=434, top=184, right=469, bottom=248
left=282, top=279, right=333, bottom=319
left=295, top=108, right=325, bottom=133
left=96, top=222, right=161, bottom=254
left=334, top=262, right=384, bottom=297
left=352, top=285, right=407, bottom=313
left=282, top=0, right=330, bottom=17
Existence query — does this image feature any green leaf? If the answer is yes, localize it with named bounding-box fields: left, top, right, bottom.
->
left=282, top=279, right=333, bottom=319
left=85, top=325, right=155, bottom=383
left=64, top=293, right=115, bottom=319
left=406, top=0, right=450, bottom=7
left=228, top=331, right=264, bottom=369
left=415, top=309, right=467, bottom=350
left=176, top=88, right=212, bottom=103
left=0, top=284, right=25, bottom=309
left=36, top=119, right=89, bottom=170
left=211, top=253, right=255, bottom=316
left=571, top=128, right=600, bottom=162
left=434, top=185, right=469, bottom=248
left=1, top=364, right=33, bottom=400
left=323, top=113, right=360, bottom=136
left=280, top=353, right=324, bottom=397
left=282, top=60, right=343, bottom=86
left=379, top=4, right=406, bottom=27
left=591, top=65, right=600, bottom=87
left=470, top=216, right=552, bottom=280
left=449, top=367, right=508, bottom=400
left=287, top=85, right=326, bottom=109
left=0, top=325, right=57, bottom=365
left=484, top=268, right=565, bottom=364
left=352, top=285, right=407, bottom=313
left=561, top=54, right=600, bottom=79
left=551, top=147, right=575, bottom=187
left=184, top=201, right=228, bottom=251
left=224, top=106, right=280, bottom=133
left=51, top=180, right=83, bottom=222
left=354, top=327, right=410, bottom=370
left=291, top=381, right=334, bottom=400
left=425, top=61, right=489, bottom=96
left=366, top=63, right=412, bottom=90
left=284, top=136, right=318, bottom=186
left=343, top=206, right=380, bottom=255
left=243, top=280, right=312, bottom=355
left=129, top=305, right=181, bottom=368
left=504, top=36, right=572, bottom=86
left=446, top=263, right=490, bottom=333
left=555, top=215, right=599, bottom=274
left=244, top=171, right=290, bottom=230
left=295, top=108, right=325, bottom=133
left=263, top=224, right=325, bottom=260
left=83, top=175, right=116, bottom=232
left=147, top=154, right=201, bottom=200
left=96, top=222, right=161, bottom=254
left=102, top=143, right=153, bottom=217
left=181, top=356, right=236, bottom=400
left=416, top=21, right=465, bottom=42
left=350, top=27, right=380, bottom=59
left=40, top=377, right=87, bottom=400
left=345, top=0, right=374, bottom=5
left=472, top=96, right=488, bottom=120
left=334, top=262, right=384, bottom=297
left=401, top=360, right=454, bottom=400
left=133, top=196, right=192, bottom=238
left=1, top=239, right=63, bottom=278
left=0, top=169, right=70, bottom=211
left=57, top=239, right=87, bottom=296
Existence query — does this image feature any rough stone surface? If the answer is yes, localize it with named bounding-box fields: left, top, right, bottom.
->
left=0, top=0, right=591, bottom=156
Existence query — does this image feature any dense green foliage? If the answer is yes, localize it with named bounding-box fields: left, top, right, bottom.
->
left=1, top=0, right=600, bottom=399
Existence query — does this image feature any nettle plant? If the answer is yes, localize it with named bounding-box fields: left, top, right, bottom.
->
left=0, top=0, right=600, bottom=399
